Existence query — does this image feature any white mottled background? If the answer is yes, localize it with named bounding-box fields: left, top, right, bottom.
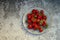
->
left=0, top=0, right=60, bottom=40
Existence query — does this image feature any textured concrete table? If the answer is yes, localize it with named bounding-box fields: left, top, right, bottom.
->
left=0, top=0, right=60, bottom=40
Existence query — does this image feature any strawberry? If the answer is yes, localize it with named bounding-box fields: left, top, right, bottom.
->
left=42, top=21, right=46, bottom=27
left=32, top=9, right=39, bottom=14
left=36, top=13, right=39, bottom=16
left=43, top=15, right=47, bottom=20
left=27, top=20, right=32, bottom=24
left=31, top=13, right=35, bottom=17
left=40, top=10, right=44, bottom=15
left=38, top=15, right=42, bottom=20
left=28, top=24, right=33, bottom=29
left=37, top=19, right=40, bottom=22
left=27, top=13, right=32, bottom=19
left=31, top=17, right=37, bottom=23
left=33, top=23, right=39, bottom=30
left=39, top=27, right=43, bottom=32
left=32, top=22, right=37, bottom=26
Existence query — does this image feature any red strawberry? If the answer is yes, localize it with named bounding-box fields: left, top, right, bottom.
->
left=33, top=24, right=39, bottom=30
left=39, top=27, right=43, bottom=32
left=37, top=19, right=40, bottom=22
left=28, top=24, right=33, bottom=29
left=36, top=13, right=39, bottom=16
left=32, top=22, right=37, bottom=26
left=27, top=20, right=32, bottom=24
left=31, top=17, right=37, bottom=23
left=40, top=10, right=44, bottom=15
left=27, top=13, right=32, bottom=19
left=43, top=15, right=47, bottom=20
left=38, top=15, right=42, bottom=20
left=42, top=21, right=46, bottom=27
left=32, top=9, right=39, bottom=14
left=31, top=13, right=35, bottom=17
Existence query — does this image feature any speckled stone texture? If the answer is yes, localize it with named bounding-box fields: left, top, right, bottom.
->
left=0, top=0, right=60, bottom=40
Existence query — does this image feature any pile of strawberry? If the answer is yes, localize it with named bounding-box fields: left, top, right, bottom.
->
left=26, top=9, right=48, bottom=32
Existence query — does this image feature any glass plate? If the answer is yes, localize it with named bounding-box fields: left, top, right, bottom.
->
left=22, top=7, right=53, bottom=35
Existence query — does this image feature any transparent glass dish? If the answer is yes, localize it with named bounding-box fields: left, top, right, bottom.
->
left=22, top=7, right=53, bottom=35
